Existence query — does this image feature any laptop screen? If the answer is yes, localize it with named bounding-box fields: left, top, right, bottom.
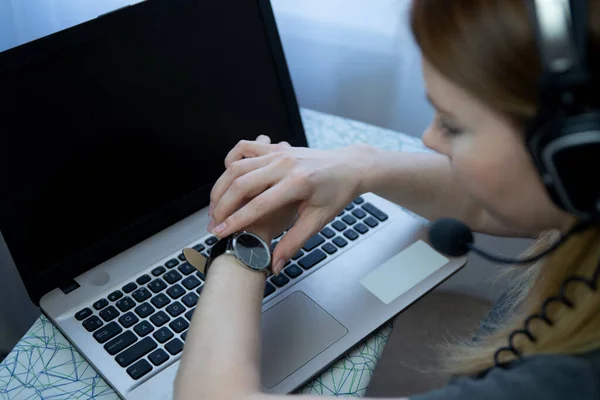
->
left=0, top=0, right=305, bottom=304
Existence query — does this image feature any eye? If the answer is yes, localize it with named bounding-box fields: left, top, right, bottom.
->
left=435, top=115, right=463, bottom=136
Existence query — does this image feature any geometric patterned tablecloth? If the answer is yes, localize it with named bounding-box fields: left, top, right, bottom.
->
left=1, top=108, right=426, bottom=399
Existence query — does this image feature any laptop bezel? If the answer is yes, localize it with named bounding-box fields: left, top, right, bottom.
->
left=0, top=0, right=307, bottom=305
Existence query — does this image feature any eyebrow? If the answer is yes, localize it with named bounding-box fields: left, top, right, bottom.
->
left=426, top=94, right=456, bottom=118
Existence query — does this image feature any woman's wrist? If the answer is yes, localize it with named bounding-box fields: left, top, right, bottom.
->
left=344, top=144, right=383, bottom=196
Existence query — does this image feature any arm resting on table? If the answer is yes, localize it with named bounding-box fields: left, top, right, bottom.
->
left=174, top=254, right=407, bottom=400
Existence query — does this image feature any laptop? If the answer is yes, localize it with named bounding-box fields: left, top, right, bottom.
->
left=0, top=0, right=466, bottom=397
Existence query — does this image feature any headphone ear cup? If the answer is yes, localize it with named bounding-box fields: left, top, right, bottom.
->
left=527, top=112, right=600, bottom=219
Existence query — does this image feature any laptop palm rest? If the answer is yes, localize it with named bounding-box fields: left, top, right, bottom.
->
left=261, top=291, right=348, bottom=389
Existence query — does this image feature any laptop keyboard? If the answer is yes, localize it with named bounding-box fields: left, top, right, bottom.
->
left=74, top=196, right=388, bottom=381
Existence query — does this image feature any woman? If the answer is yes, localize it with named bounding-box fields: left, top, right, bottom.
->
left=175, top=0, right=600, bottom=399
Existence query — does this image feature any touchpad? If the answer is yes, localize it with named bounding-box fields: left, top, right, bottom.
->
left=261, top=291, right=348, bottom=388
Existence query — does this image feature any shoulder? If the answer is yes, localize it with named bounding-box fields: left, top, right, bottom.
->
left=410, top=351, right=600, bottom=400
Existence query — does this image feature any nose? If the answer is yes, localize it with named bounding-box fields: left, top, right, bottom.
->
left=422, top=124, right=448, bottom=155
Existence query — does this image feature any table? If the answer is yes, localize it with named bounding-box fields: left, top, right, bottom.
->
left=0, top=109, right=428, bottom=399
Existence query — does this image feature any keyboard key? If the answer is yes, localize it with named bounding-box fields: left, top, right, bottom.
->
left=167, top=284, right=185, bottom=299
left=196, top=270, right=206, bottom=281
left=264, top=282, right=276, bottom=298
left=116, top=297, right=136, bottom=312
left=182, top=276, right=201, bottom=290
left=332, top=221, right=346, bottom=231
left=364, top=216, right=379, bottom=228
left=99, top=306, right=120, bottom=322
left=164, top=270, right=182, bottom=285
left=354, top=223, right=369, bottom=234
left=93, top=322, right=123, bottom=344
left=322, top=243, right=338, bottom=254
left=303, top=234, right=325, bottom=252
left=108, top=290, right=123, bottom=302
left=320, top=227, right=335, bottom=238
left=344, top=229, right=359, bottom=241
left=119, top=312, right=139, bottom=328
left=148, top=278, right=167, bottom=293
left=332, top=236, right=348, bottom=248
left=165, top=338, right=184, bottom=355
left=196, top=285, right=204, bottom=295
left=134, top=320, right=155, bottom=337
left=291, top=250, right=304, bottom=260
left=136, top=274, right=151, bottom=285
left=82, top=316, right=103, bottom=332
left=166, top=301, right=185, bottom=317
left=165, top=258, right=179, bottom=269
left=115, top=337, right=157, bottom=367
left=182, top=293, right=199, bottom=308
left=337, top=210, right=345, bottom=217
left=362, top=203, right=388, bottom=221
left=178, top=253, right=187, bottom=261
left=185, top=308, right=195, bottom=321
left=153, top=327, right=174, bottom=344
left=151, top=266, right=166, bottom=276
left=181, top=331, right=188, bottom=341
left=135, top=303, right=155, bottom=318
left=284, top=264, right=303, bottom=278
left=151, top=293, right=170, bottom=309
left=75, top=308, right=92, bottom=321
left=298, top=249, right=326, bottom=270
left=342, top=215, right=357, bottom=225
left=93, top=298, right=108, bottom=310
left=270, top=241, right=278, bottom=252
left=346, top=203, right=356, bottom=212
left=192, top=244, right=205, bottom=253
left=205, top=236, right=218, bottom=245
left=122, top=282, right=137, bottom=293
left=270, top=274, right=290, bottom=288
left=352, top=209, right=367, bottom=219
left=148, top=348, right=169, bottom=366
left=353, top=196, right=365, bottom=205
left=178, top=263, right=195, bottom=276
left=150, top=311, right=170, bottom=327
left=132, top=288, right=152, bottom=302
left=169, top=317, right=189, bottom=333
left=127, top=359, right=152, bottom=380
left=104, top=331, right=137, bottom=355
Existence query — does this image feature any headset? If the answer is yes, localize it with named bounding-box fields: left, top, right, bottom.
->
left=526, top=0, right=600, bottom=220
left=429, top=0, right=600, bottom=370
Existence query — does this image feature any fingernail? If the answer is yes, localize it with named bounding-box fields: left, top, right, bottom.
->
left=208, top=202, right=214, bottom=217
left=207, top=218, right=215, bottom=232
left=274, top=259, right=285, bottom=275
left=213, top=222, right=227, bottom=236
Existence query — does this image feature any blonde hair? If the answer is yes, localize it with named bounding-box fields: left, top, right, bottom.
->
left=410, top=0, right=600, bottom=375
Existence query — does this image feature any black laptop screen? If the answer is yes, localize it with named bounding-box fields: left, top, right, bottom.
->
left=0, top=0, right=305, bottom=303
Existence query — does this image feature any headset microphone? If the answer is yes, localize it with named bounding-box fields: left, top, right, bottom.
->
left=428, top=218, right=589, bottom=265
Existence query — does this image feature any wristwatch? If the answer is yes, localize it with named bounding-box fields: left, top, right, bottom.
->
left=204, top=231, right=273, bottom=277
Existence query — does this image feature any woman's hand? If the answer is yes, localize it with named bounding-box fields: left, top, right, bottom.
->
left=208, top=135, right=373, bottom=271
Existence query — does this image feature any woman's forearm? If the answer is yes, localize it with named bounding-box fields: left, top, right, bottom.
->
left=174, top=254, right=265, bottom=400
left=360, top=147, right=531, bottom=236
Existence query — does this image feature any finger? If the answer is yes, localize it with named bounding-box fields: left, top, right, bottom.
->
left=276, top=141, right=291, bottom=149
left=272, top=210, right=326, bottom=273
left=256, top=135, right=271, bottom=144
left=212, top=182, right=300, bottom=238
left=210, top=156, right=273, bottom=210
left=224, top=140, right=273, bottom=168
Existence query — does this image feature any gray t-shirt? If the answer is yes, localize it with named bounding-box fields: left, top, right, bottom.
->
left=410, top=350, right=600, bottom=399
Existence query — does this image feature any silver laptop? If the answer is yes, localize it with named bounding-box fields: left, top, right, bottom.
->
left=0, top=0, right=466, bottom=398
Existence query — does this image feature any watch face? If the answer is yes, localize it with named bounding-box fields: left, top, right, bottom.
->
left=233, top=232, right=271, bottom=270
